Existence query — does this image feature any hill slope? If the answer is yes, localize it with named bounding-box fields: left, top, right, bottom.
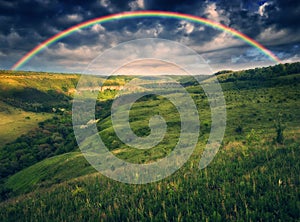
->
left=0, top=101, right=52, bottom=146
left=0, top=63, right=299, bottom=221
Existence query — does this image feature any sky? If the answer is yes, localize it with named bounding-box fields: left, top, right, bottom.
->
left=0, top=0, right=299, bottom=74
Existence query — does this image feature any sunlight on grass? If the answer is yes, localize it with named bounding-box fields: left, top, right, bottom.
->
left=0, top=101, right=52, bottom=146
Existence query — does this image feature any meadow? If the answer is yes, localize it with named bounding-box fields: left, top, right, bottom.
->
left=0, top=63, right=299, bottom=221
left=0, top=101, right=52, bottom=146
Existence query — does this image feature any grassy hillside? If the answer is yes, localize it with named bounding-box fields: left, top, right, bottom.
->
left=1, top=135, right=299, bottom=221
left=0, top=70, right=78, bottom=148
left=5, top=152, right=95, bottom=195
left=0, top=70, right=79, bottom=95
left=0, top=101, right=52, bottom=146
left=0, top=71, right=79, bottom=112
left=0, top=63, right=299, bottom=221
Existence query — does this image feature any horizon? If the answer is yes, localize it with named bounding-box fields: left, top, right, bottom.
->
left=3, top=61, right=297, bottom=76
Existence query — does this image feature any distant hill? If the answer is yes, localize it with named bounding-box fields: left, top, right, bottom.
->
left=215, top=62, right=300, bottom=82
left=0, top=71, right=79, bottom=112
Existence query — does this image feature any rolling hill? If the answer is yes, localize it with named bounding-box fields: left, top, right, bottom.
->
left=0, top=63, right=299, bottom=221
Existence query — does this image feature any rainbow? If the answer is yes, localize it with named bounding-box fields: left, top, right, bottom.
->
left=11, top=11, right=280, bottom=70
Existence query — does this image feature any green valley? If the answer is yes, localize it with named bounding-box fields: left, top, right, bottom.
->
left=0, top=63, right=299, bottom=221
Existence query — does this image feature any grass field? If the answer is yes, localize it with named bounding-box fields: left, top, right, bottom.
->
left=0, top=101, right=52, bottom=146
left=5, top=152, right=95, bottom=195
left=0, top=64, right=299, bottom=221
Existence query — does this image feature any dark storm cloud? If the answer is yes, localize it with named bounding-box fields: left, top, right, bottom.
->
left=0, top=0, right=299, bottom=71
left=0, top=0, right=112, bottom=68
left=265, top=0, right=300, bottom=29
left=214, top=0, right=300, bottom=40
left=200, top=0, right=300, bottom=65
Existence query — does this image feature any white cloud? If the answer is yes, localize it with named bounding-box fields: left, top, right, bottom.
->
left=198, top=26, right=205, bottom=31
left=281, top=54, right=300, bottom=63
left=126, top=23, right=164, bottom=38
left=91, top=24, right=106, bottom=33
left=66, top=14, right=83, bottom=22
left=192, top=32, right=242, bottom=53
left=258, top=26, right=286, bottom=41
left=178, top=21, right=194, bottom=34
left=137, top=0, right=145, bottom=8
left=258, top=2, right=270, bottom=17
left=205, top=3, right=219, bottom=21
left=45, top=42, right=103, bottom=63
left=129, top=0, right=145, bottom=10
left=57, top=14, right=83, bottom=24
left=100, top=0, right=115, bottom=13
left=83, top=39, right=212, bottom=75
left=256, top=26, right=300, bottom=46
left=100, top=0, right=109, bottom=8
left=204, top=3, right=230, bottom=25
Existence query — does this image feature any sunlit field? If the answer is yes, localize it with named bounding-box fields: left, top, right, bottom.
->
left=0, top=63, right=299, bottom=221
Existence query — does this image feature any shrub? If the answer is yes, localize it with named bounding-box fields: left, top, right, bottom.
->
left=274, top=114, right=285, bottom=144
left=235, top=125, right=243, bottom=134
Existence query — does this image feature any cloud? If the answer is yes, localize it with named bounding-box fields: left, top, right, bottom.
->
left=0, top=0, right=299, bottom=72
left=112, top=59, right=188, bottom=75
left=129, top=0, right=145, bottom=10
left=203, top=2, right=230, bottom=25
left=258, top=2, right=270, bottom=17
left=178, top=21, right=194, bottom=34
left=91, top=24, right=106, bottom=33
left=193, top=32, right=243, bottom=53
left=66, top=14, right=83, bottom=22
left=45, top=42, right=100, bottom=61
left=83, top=39, right=212, bottom=75
left=281, top=54, right=300, bottom=63
left=257, top=26, right=288, bottom=44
